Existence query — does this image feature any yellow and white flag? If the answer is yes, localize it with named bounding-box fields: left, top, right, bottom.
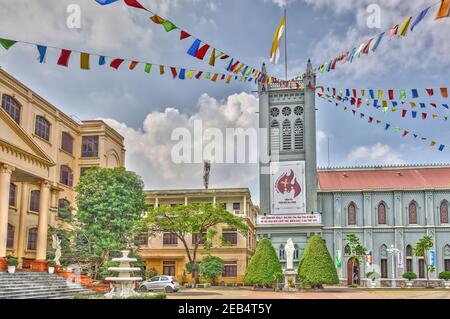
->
left=269, top=16, right=285, bottom=64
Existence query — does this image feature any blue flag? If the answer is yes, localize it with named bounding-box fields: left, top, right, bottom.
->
left=179, top=68, right=186, bottom=80
left=439, top=145, right=445, bottom=152
left=385, top=124, right=391, bottom=130
left=372, top=32, right=385, bottom=52
left=99, top=56, right=106, bottom=65
left=411, top=89, right=419, bottom=98
left=95, top=0, right=119, bottom=5
left=411, top=7, right=430, bottom=31
left=37, top=45, right=47, bottom=63
left=187, top=39, right=201, bottom=57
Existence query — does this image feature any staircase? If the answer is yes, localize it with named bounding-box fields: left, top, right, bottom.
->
left=0, top=271, right=94, bottom=299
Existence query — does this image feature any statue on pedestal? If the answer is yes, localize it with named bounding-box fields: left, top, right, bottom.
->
left=285, top=238, right=295, bottom=270
left=283, top=238, right=297, bottom=291
left=52, top=234, right=62, bottom=266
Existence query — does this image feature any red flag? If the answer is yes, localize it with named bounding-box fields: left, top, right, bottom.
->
left=352, top=110, right=356, bottom=116
left=422, top=113, right=428, bottom=119
left=124, top=0, right=147, bottom=10
left=195, top=71, right=203, bottom=79
left=361, top=38, right=373, bottom=54
left=402, top=130, right=409, bottom=137
left=180, top=31, right=191, bottom=40
left=230, top=60, right=240, bottom=72
left=110, top=58, right=125, bottom=69
left=221, top=74, right=225, bottom=80
left=388, top=90, right=394, bottom=100
left=195, top=44, right=210, bottom=60
left=129, top=61, right=139, bottom=70
left=357, top=98, right=362, bottom=108
left=402, top=110, right=408, bottom=118
left=353, top=89, right=357, bottom=97
left=330, top=58, right=337, bottom=70
left=431, top=103, right=437, bottom=108
left=441, top=88, right=448, bottom=98
left=57, top=49, right=72, bottom=67
left=426, top=88, right=434, bottom=96
left=170, top=67, right=178, bottom=78
left=368, top=117, right=373, bottom=123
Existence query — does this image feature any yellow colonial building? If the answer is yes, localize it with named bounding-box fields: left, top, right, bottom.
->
left=139, top=189, right=258, bottom=285
left=0, top=68, right=125, bottom=270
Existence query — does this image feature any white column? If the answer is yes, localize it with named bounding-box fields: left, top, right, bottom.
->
left=243, top=196, right=247, bottom=216
left=36, top=181, right=51, bottom=261
left=0, top=164, right=14, bottom=257
left=17, top=183, right=29, bottom=262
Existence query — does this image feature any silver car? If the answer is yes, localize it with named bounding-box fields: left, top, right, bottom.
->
left=139, top=276, right=180, bottom=293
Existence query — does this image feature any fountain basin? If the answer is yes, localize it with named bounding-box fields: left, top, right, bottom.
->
left=105, top=277, right=142, bottom=282
left=112, top=258, right=138, bottom=263
left=107, top=267, right=141, bottom=272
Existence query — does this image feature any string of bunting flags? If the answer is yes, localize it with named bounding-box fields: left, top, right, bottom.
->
left=317, top=92, right=446, bottom=152
left=94, top=0, right=288, bottom=85
left=309, top=0, right=450, bottom=76
left=0, top=37, right=273, bottom=85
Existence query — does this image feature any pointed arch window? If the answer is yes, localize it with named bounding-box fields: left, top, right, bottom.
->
left=294, top=119, right=304, bottom=150
left=344, top=244, right=351, bottom=256
left=271, top=120, right=280, bottom=151
left=440, top=201, right=449, bottom=224
left=380, top=244, right=388, bottom=278
left=444, top=245, right=450, bottom=272
left=348, top=202, right=356, bottom=226
left=406, top=245, right=413, bottom=272
left=409, top=202, right=418, bottom=225
left=282, top=120, right=292, bottom=151
left=378, top=202, right=387, bottom=225
left=294, top=244, right=299, bottom=260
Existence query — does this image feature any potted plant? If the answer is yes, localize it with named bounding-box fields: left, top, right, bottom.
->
left=438, top=272, right=450, bottom=289
left=47, top=259, right=56, bottom=274
left=366, top=272, right=380, bottom=288
left=402, top=272, right=417, bottom=288
left=6, top=256, right=18, bottom=274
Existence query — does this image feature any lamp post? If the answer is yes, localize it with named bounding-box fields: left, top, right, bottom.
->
left=387, top=245, right=399, bottom=288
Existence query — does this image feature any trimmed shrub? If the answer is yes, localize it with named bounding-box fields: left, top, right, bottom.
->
left=438, top=272, right=450, bottom=281
left=244, top=238, right=282, bottom=287
left=402, top=272, right=417, bottom=281
left=199, top=255, right=224, bottom=284
left=297, top=235, right=339, bottom=288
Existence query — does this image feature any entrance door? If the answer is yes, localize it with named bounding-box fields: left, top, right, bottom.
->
left=347, top=259, right=360, bottom=286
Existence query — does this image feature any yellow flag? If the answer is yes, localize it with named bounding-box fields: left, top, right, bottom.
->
left=269, top=16, right=285, bottom=64
left=398, top=17, right=412, bottom=36
left=80, top=52, right=90, bottom=70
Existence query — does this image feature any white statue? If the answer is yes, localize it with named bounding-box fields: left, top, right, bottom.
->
left=285, top=238, right=295, bottom=270
left=52, top=234, right=62, bottom=266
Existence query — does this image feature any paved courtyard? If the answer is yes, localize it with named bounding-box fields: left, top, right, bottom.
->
left=168, top=287, right=450, bottom=299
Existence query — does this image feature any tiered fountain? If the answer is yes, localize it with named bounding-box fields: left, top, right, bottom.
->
left=105, top=250, right=142, bottom=299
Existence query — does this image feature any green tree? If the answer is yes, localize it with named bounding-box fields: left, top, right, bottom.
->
left=344, top=234, right=367, bottom=285
left=199, top=255, right=224, bottom=285
left=75, top=167, right=146, bottom=279
left=244, top=238, right=282, bottom=288
left=414, top=235, right=434, bottom=287
left=297, top=235, right=339, bottom=289
left=143, top=203, right=248, bottom=283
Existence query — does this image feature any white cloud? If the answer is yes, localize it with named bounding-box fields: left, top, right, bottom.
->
left=317, top=130, right=327, bottom=152
left=102, top=92, right=260, bottom=190
left=347, top=142, right=405, bottom=165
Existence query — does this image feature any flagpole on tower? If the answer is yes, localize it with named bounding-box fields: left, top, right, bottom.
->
left=284, top=8, right=288, bottom=82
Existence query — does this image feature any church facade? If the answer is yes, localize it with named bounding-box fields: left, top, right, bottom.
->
left=256, top=62, right=450, bottom=284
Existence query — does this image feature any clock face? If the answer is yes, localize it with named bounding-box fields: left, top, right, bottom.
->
left=282, top=107, right=292, bottom=116
left=270, top=107, right=280, bottom=117
left=294, top=106, right=304, bottom=116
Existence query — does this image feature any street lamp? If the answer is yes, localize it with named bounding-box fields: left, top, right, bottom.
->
left=387, top=245, right=399, bottom=288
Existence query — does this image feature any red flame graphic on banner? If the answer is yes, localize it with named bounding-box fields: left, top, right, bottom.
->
left=276, top=170, right=301, bottom=198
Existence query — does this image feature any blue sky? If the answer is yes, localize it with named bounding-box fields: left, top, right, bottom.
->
left=0, top=0, right=449, bottom=203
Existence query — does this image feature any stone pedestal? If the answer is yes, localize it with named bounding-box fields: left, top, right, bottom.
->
left=31, top=260, right=48, bottom=271
left=0, top=257, right=7, bottom=270
left=283, top=269, right=297, bottom=292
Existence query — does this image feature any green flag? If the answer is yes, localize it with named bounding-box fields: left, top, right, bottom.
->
left=162, top=20, right=177, bottom=32
left=0, top=38, right=17, bottom=50
left=144, top=63, right=152, bottom=74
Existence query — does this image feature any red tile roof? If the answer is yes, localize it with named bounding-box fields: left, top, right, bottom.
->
left=317, top=166, right=450, bottom=191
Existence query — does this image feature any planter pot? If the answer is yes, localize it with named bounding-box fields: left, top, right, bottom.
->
left=368, top=281, right=377, bottom=288
left=7, top=266, right=16, bottom=274
left=405, top=281, right=414, bottom=288
left=48, top=267, right=55, bottom=274
left=444, top=281, right=450, bottom=289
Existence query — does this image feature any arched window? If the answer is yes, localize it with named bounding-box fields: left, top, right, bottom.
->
left=35, top=116, right=50, bottom=141
left=406, top=245, right=413, bottom=272
left=348, top=202, right=356, bottom=225
left=294, top=244, right=299, bottom=260
left=58, top=199, right=71, bottom=219
left=440, top=201, right=449, bottom=224
left=9, top=183, right=16, bottom=207
left=409, top=201, right=418, bottom=225
left=444, top=245, right=450, bottom=272
left=279, top=244, right=286, bottom=260
left=7, top=224, right=14, bottom=249
left=282, top=120, right=292, bottom=151
left=27, top=228, right=38, bottom=251
left=294, top=119, right=304, bottom=150
left=378, top=202, right=387, bottom=225
left=30, top=190, right=40, bottom=213
left=60, top=165, right=74, bottom=187
left=61, top=132, right=74, bottom=154
left=271, top=120, right=280, bottom=151
left=2, top=95, right=21, bottom=124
